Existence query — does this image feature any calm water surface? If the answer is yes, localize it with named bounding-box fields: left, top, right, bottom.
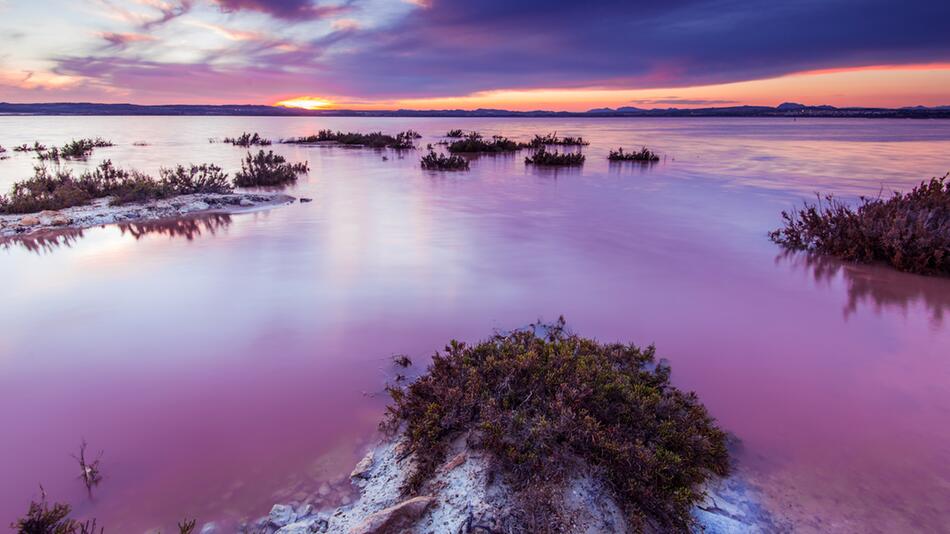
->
left=1, top=117, right=949, bottom=533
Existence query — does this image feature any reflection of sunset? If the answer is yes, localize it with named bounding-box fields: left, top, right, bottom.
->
left=275, top=97, right=334, bottom=110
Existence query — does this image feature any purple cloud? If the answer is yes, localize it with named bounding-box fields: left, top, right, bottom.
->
left=212, top=0, right=353, bottom=20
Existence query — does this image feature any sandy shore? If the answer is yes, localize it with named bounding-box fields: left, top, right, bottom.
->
left=0, top=192, right=297, bottom=239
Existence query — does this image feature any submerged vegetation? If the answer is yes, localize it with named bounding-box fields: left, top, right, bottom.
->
left=770, top=174, right=950, bottom=276
left=444, top=129, right=466, bottom=138
left=233, top=150, right=309, bottom=187
left=37, top=138, right=114, bottom=162
left=383, top=318, right=729, bottom=532
left=524, top=147, right=585, bottom=166
left=282, top=129, right=417, bottom=149
left=608, top=147, right=660, bottom=162
left=14, top=142, right=47, bottom=152
left=446, top=132, right=522, bottom=153
left=0, top=160, right=235, bottom=214
left=222, top=132, right=271, bottom=147
left=527, top=132, right=589, bottom=147
left=420, top=151, right=469, bottom=171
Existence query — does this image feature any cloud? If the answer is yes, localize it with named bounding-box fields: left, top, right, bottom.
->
left=100, top=31, right=157, bottom=48
left=211, top=0, right=354, bottom=20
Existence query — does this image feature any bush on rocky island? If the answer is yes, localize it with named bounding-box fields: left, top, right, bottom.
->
left=383, top=318, right=730, bottom=532
left=233, top=150, right=309, bottom=188
left=770, top=174, right=950, bottom=276
left=447, top=132, right=522, bottom=154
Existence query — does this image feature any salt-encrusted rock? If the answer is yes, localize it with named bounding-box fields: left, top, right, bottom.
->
left=19, top=215, right=40, bottom=226
left=350, top=450, right=374, bottom=479
left=38, top=210, right=58, bottom=218
left=276, top=514, right=329, bottom=534
left=50, top=214, right=70, bottom=226
left=296, top=504, right=314, bottom=519
left=349, top=496, right=435, bottom=534
left=269, top=504, right=297, bottom=528
left=198, top=522, right=218, bottom=534
left=239, top=197, right=255, bottom=207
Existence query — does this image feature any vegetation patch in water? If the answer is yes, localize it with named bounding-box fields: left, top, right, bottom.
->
left=222, top=132, right=271, bottom=147
left=524, top=147, right=585, bottom=166
left=37, top=138, right=113, bottom=162
left=444, top=129, right=466, bottom=138
left=770, top=174, right=950, bottom=276
left=383, top=317, right=730, bottom=531
left=282, top=129, right=417, bottom=149
left=233, top=150, right=309, bottom=187
left=0, top=160, right=233, bottom=214
left=420, top=151, right=469, bottom=171
left=608, top=147, right=660, bottom=162
left=447, top=132, right=522, bottom=153
left=526, top=132, right=589, bottom=147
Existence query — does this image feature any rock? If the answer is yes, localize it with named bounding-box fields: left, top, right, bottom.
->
left=38, top=210, right=58, bottom=218
left=199, top=522, right=218, bottom=534
left=50, top=215, right=70, bottom=226
left=269, top=504, right=297, bottom=528
left=349, top=496, right=435, bottom=534
left=296, top=503, right=314, bottom=518
left=318, top=483, right=331, bottom=496
left=239, top=197, right=255, bottom=207
left=19, top=215, right=40, bottom=226
left=350, top=451, right=374, bottom=479
left=300, top=198, right=313, bottom=203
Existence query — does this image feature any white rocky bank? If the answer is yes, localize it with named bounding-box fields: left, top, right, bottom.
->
left=0, top=192, right=298, bottom=238
left=236, top=436, right=787, bottom=534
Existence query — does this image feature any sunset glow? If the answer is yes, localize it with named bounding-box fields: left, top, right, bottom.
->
left=275, top=96, right=334, bottom=110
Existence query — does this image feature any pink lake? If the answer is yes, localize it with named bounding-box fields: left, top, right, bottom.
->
left=1, top=117, right=949, bottom=533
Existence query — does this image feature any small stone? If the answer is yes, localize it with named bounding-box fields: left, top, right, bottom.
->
left=275, top=514, right=328, bottom=534
left=38, top=210, right=58, bottom=218
left=269, top=504, right=296, bottom=528
left=50, top=215, right=70, bottom=226
left=19, top=215, right=40, bottom=226
left=317, top=483, right=330, bottom=496
left=299, top=198, right=313, bottom=203
left=199, top=522, right=218, bottom=534
left=295, top=503, right=314, bottom=519
left=239, top=197, right=255, bottom=207
left=441, top=451, right=466, bottom=472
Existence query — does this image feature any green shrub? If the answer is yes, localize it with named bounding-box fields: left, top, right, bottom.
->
left=770, top=174, right=950, bottom=275
left=383, top=318, right=729, bottom=532
left=447, top=132, right=521, bottom=153
left=223, top=132, right=271, bottom=147
left=608, top=147, right=660, bottom=162
left=524, top=147, right=585, bottom=166
left=233, top=150, right=309, bottom=187
left=159, top=164, right=232, bottom=195
left=0, top=167, right=91, bottom=213
left=420, top=151, right=469, bottom=171
left=282, top=130, right=416, bottom=149
left=37, top=138, right=113, bottom=162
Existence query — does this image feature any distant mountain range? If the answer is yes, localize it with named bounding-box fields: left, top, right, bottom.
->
left=1, top=101, right=949, bottom=118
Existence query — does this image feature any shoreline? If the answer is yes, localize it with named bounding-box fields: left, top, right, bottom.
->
left=0, top=192, right=297, bottom=240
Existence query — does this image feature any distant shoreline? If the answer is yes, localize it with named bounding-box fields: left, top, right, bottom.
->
left=2, top=102, right=950, bottom=119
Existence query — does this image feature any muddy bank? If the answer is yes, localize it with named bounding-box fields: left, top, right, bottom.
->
left=0, top=192, right=296, bottom=239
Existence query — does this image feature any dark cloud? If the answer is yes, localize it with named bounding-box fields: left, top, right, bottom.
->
left=212, top=0, right=353, bottom=20
left=311, top=0, right=950, bottom=97
left=142, top=0, right=193, bottom=29
left=632, top=98, right=739, bottom=106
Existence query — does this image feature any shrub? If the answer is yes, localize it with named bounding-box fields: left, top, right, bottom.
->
left=222, top=132, right=271, bottom=147
left=420, top=151, right=469, bottom=171
left=0, top=167, right=91, bottom=213
left=233, top=150, right=309, bottom=187
left=159, top=164, right=232, bottom=195
left=524, top=147, right=585, bottom=166
left=526, top=132, right=589, bottom=147
left=383, top=318, right=730, bottom=532
left=608, top=147, right=660, bottom=162
left=445, top=129, right=466, bottom=138
left=13, top=142, right=47, bottom=153
left=769, top=174, right=950, bottom=275
left=447, top=132, right=521, bottom=153
left=10, top=488, right=101, bottom=534
left=282, top=130, right=416, bottom=149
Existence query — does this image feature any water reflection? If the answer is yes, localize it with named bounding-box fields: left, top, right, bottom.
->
left=778, top=250, right=950, bottom=324
left=0, top=213, right=232, bottom=253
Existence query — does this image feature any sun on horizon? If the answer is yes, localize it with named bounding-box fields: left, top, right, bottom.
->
left=275, top=96, right=334, bottom=110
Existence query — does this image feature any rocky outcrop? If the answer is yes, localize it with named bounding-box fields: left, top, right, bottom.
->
left=0, top=192, right=295, bottom=239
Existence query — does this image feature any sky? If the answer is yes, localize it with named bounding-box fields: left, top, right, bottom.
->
left=0, top=0, right=949, bottom=111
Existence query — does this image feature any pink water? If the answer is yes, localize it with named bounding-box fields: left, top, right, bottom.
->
left=1, top=117, right=949, bottom=533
